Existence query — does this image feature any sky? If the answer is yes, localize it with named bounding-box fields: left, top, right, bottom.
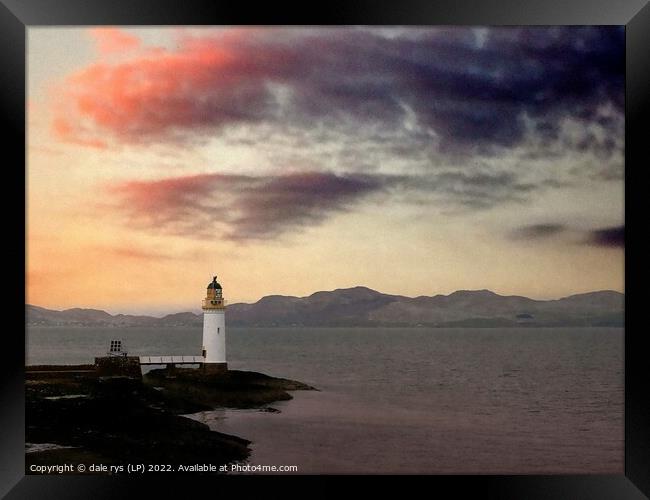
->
left=26, top=26, right=624, bottom=315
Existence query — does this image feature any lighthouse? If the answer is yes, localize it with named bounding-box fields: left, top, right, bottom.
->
left=201, top=275, right=227, bottom=373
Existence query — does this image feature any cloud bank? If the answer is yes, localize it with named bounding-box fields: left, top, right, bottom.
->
left=588, top=226, right=624, bottom=248
left=50, top=27, right=624, bottom=242
left=110, top=172, right=388, bottom=240
left=53, top=27, right=624, bottom=159
left=109, top=169, right=564, bottom=241
left=509, top=223, right=624, bottom=249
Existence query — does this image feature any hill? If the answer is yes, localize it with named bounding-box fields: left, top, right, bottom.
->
left=27, top=288, right=624, bottom=328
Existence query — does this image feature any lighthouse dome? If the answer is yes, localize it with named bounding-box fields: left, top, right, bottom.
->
left=207, top=277, right=222, bottom=289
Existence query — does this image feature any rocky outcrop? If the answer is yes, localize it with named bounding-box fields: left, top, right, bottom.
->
left=26, top=367, right=316, bottom=474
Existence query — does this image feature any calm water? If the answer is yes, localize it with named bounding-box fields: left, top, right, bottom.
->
left=26, top=326, right=623, bottom=474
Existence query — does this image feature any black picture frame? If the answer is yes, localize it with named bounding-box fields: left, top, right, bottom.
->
left=2, top=0, right=648, bottom=497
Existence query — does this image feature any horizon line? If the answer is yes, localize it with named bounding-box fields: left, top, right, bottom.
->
left=26, top=286, right=625, bottom=318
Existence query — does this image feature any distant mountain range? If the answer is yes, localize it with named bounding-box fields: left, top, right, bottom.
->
left=26, top=287, right=624, bottom=328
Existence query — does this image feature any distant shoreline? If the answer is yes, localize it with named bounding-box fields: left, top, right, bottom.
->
left=26, top=287, right=624, bottom=329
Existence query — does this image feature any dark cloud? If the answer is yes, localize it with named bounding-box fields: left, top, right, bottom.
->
left=230, top=172, right=387, bottom=240
left=587, top=226, right=624, bottom=248
left=509, top=223, right=625, bottom=248
left=510, top=223, right=567, bottom=240
left=109, top=172, right=388, bottom=241
left=54, top=27, right=624, bottom=160
left=404, top=171, right=541, bottom=210
left=110, top=169, right=557, bottom=241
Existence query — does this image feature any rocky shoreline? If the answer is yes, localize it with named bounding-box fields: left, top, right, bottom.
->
left=26, top=367, right=316, bottom=474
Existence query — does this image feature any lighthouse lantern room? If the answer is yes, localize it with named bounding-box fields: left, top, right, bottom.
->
left=201, top=275, right=227, bottom=372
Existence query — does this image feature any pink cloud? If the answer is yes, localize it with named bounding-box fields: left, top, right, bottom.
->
left=51, top=29, right=285, bottom=147
left=52, top=116, right=107, bottom=149
left=108, top=171, right=386, bottom=241
left=87, top=27, right=141, bottom=55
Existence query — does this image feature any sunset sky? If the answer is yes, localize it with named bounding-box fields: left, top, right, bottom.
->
left=27, top=27, right=624, bottom=315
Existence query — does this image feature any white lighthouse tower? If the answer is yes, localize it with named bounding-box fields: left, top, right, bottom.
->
left=201, top=275, right=227, bottom=373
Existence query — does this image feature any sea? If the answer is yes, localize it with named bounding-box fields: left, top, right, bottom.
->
left=26, top=326, right=623, bottom=474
